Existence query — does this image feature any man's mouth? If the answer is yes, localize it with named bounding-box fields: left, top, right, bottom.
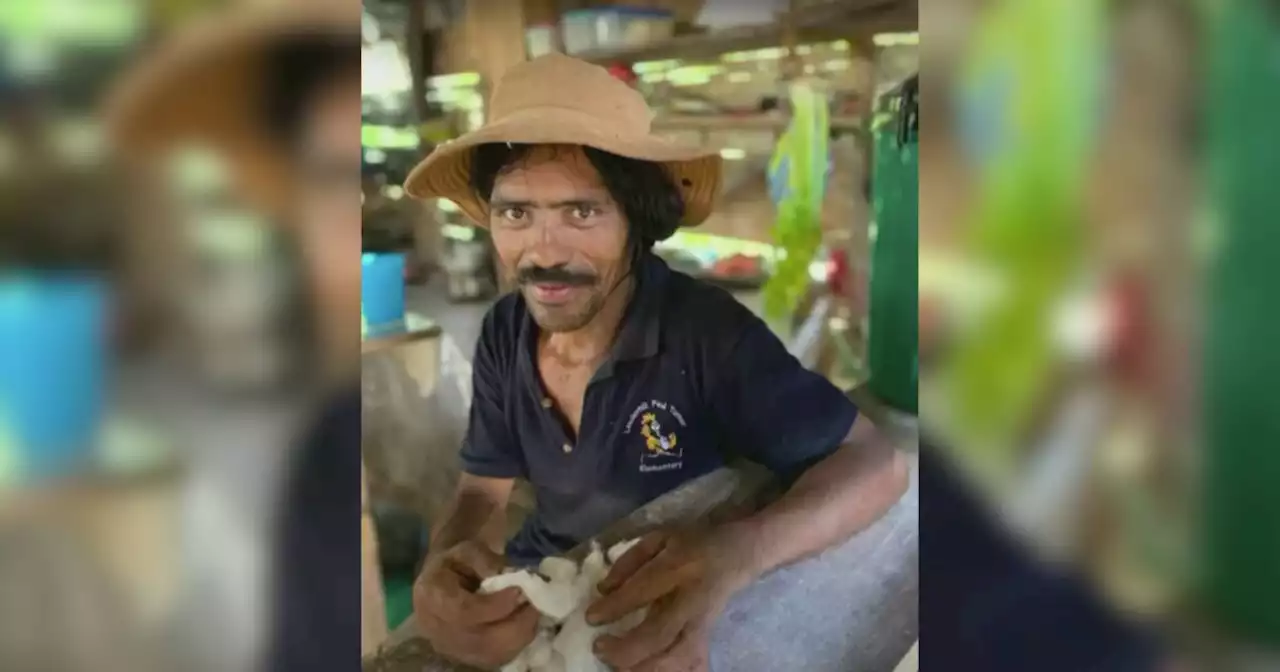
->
left=528, top=282, right=578, bottom=304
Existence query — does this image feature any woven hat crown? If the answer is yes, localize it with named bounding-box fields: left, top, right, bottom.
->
left=488, top=54, right=653, bottom=135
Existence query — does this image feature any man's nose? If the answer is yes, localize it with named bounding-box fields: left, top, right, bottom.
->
left=523, top=245, right=574, bottom=270
left=522, top=217, right=574, bottom=267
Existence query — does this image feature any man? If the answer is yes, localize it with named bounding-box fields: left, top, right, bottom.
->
left=107, top=2, right=361, bottom=669
left=405, top=53, right=909, bottom=671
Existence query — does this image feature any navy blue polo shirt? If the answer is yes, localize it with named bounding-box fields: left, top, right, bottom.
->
left=460, top=254, right=858, bottom=565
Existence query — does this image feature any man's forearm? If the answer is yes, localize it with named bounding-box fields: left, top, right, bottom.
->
left=431, top=487, right=507, bottom=554
left=716, top=424, right=909, bottom=591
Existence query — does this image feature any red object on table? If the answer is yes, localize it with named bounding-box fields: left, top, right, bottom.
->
left=712, top=254, right=761, bottom=277
left=1106, top=272, right=1151, bottom=389
left=606, top=63, right=637, bottom=86
left=826, top=248, right=851, bottom=297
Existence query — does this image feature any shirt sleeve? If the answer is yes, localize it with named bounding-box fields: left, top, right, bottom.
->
left=459, top=308, right=527, bottom=479
left=708, top=317, right=858, bottom=477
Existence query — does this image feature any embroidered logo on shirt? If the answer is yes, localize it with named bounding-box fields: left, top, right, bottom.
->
left=624, top=400, right=686, bottom=473
left=641, top=413, right=678, bottom=456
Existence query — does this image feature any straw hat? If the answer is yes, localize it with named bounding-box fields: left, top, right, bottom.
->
left=404, top=53, right=723, bottom=228
left=104, top=0, right=358, bottom=212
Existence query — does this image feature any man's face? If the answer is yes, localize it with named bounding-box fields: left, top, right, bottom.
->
left=487, top=145, right=630, bottom=333
left=295, top=73, right=362, bottom=366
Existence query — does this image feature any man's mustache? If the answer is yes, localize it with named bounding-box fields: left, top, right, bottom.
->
left=517, top=264, right=597, bottom=286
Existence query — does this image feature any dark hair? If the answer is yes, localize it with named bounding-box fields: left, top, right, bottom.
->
left=468, top=143, right=685, bottom=269
left=259, top=33, right=360, bottom=151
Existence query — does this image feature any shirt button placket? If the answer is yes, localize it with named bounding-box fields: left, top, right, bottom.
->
left=541, top=397, right=572, bottom=454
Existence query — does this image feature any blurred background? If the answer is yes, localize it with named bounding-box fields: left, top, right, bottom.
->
left=355, top=0, right=919, bottom=668
left=4, top=0, right=1280, bottom=669
left=920, top=0, right=1277, bottom=669
left=1, top=1, right=340, bottom=671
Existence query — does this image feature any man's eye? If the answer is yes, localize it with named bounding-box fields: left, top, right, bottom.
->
left=571, top=206, right=598, bottom=219
left=500, top=207, right=526, bottom=220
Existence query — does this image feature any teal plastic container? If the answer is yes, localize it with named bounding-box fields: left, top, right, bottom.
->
left=361, top=252, right=406, bottom=338
left=0, top=274, right=108, bottom=483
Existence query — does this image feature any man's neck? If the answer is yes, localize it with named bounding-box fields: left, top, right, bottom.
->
left=542, top=274, right=636, bottom=366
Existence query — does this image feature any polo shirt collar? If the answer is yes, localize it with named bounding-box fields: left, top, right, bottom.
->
left=515, top=253, right=668, bottom=389
left=609, top=253, right=667, bottom=363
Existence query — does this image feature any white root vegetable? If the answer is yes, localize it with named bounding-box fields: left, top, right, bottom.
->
left=606, top=537, right=643, bottom=564
left=539, top=556, right=579, bottom=584
left=480, top=570, right=579, bottom=621
left=482, top=538, right=649, bottom=672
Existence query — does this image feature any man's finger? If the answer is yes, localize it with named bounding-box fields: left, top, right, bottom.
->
left=628, top=629, right=706, bottom=672
left=593, top=608, right=684, bottom=670
left=425, top=564, right=527, bottom=626
left=415, top=562, right=467, bottom=616
left=415, top=610, right=490, bottom=664
left=599, top=533, right=666, bottom=594
left=451, top=541, right=507, bottom=579
left=587, top=556, right=683, bottom=626
left=479, top=601, right=541, bottom=650
left=454, top=585, right=529, bottom=625
left=418, top=598, right=539, bottom=667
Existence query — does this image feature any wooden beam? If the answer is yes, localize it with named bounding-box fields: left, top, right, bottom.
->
left=651, top=114, right=864, bottom=132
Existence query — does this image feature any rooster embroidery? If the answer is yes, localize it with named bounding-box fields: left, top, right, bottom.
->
left=640, top=412, right=678, bottom=456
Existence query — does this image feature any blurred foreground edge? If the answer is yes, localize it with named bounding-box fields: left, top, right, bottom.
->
left=104, top=0, right=359, bottom=216
left=918, top=436, right=1166, bottom=672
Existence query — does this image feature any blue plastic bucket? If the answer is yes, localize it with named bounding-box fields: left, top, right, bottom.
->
left=0, top=274, right=108, bottom=483
left=362, top=252, right=406, bottom=338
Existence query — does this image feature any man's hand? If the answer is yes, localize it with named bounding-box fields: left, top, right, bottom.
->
left=412, top=539, right=539, bottom=668
left=585, top=527, right=755, bottom=672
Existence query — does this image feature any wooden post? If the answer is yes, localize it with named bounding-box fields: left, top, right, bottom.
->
left=406, top=0, right=431, bottom=152
left=849, top=35, right=877, bottom=120
left=361, top=462, right=389, bottom=655
left=780, top=0, right=802, bottom=82
left=522, top=0, right=559, bottom=27
left=463, top=0, right=530, bottom=105
left=848, top=32, right=877, bottom=343
left=453, top=0, right=531, bottom=292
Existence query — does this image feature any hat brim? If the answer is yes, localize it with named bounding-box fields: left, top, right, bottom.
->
left=404, top=106, right=723, bottom=228
left=104, top=2, right=357, bottom=213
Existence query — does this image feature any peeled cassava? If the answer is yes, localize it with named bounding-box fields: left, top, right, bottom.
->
left=478, top=539, right=647, bottom=672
